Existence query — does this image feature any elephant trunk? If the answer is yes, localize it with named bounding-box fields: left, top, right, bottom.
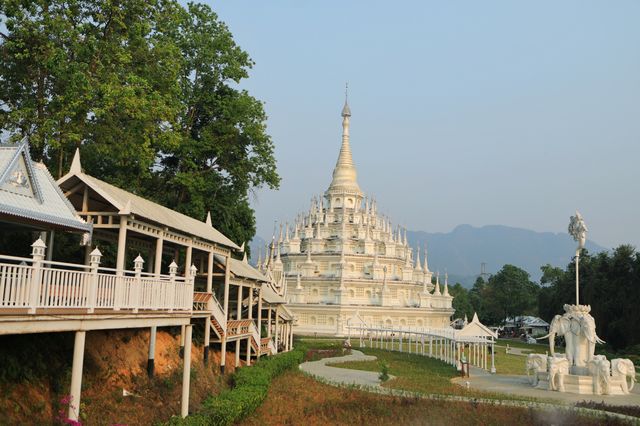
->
left=538, top=332, right=556, bottom=355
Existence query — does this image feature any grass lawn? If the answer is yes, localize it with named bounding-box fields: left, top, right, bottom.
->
left=329, top=347, right=549, bottom=402
left=492, top=347, right=531, bottom=375
left=240, top=370, right=623, bottom=426
left=496, top=338, right=549, bottom=352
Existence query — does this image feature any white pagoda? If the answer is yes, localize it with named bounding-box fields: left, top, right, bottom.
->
left=262, top=99, right=454, bottom=336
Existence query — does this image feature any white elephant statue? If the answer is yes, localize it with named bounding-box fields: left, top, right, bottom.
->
left=588, top=355, right=611, bottom=395
left=611, top=358, right=636, bottom=394
left=526, top=354, right=547, bottom=386
left=548, top=356, right=570, bottom=392
left=539, top=305, right=605, bottom=368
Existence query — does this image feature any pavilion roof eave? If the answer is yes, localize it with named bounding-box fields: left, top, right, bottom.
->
left=214, top=254, right=268, bottom=283
left=0, top=144, right=91, bottom=234
left=0, top=208, right=92, bottom=234
left=261, top=284, right=286, bottom=305
left=58, top=171, right=239, bottom=251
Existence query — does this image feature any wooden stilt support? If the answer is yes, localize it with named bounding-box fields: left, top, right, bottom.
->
left=68, top=331, right=86, bottom=421
left=148, top=326, right=157, bottom=377
left=181, top=324, right=193, bottom=418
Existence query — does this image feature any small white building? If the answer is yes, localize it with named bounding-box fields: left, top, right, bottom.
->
left=504, top=316, right=550, bottom=337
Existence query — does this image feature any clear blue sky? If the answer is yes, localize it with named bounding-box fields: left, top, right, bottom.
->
left=209, top=1, right=640, bottom=248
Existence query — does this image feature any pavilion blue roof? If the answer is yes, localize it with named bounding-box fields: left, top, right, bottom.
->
left=0, top=143, right=92, bottom=233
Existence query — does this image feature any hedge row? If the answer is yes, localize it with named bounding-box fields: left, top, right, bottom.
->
left=167, top=345, right=306, bottom=426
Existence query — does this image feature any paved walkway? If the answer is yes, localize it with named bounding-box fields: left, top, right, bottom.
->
left=500, top=346, right=531, bottom=356
left=299, top=349, right=387, bottom=388
left=452, top=366, right=640, bottom=406
left=300, top=350, right=639, bottom=423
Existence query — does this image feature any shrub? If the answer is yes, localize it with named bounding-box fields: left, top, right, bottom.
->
left=167, top=346, right=305, bottom=425
left=379, top=361, right=390, bottom=382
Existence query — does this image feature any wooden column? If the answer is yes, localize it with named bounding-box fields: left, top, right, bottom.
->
left=185, top=244, right=193, bottom=276
left=220, top=254, right=231, bottom=373
left=204, top=251, right=214, bottom=364
left=180, top=325, right=185, bottom=358
left=82, top=185, right=89, bottom=212
left=47, top=231, right=55, bottom=261
left=154, top=231, right=164, bottom=275
left=235, top=285, right=242, bottom=367
left=147, top=326, right=157, bottom=377
left=181, top=324, right=193, bottom=418
left=206, top=251, right=214, bottom=292
left=246, top=285, right=253, bottom=364
left=257, top=285, right=263, bottom=354
left=289, top=321, right=294, bottom=350
left=204, top=317, right=211, bottom=364
left=84, top=244, right=92, bottom=266
left=274, top=306, right=280, bottom=351
left=68, top=331, right=86, bottom=421
left=116, top=216, right=128, bottom=271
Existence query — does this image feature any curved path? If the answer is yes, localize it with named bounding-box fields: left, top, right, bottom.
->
left=299, top=349, right=386, bottom=388
left=299, top=350, right=639, bottom=424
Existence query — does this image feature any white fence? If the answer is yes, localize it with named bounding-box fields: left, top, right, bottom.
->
left=347, top=324, right=496, bottom=372
left=0, top=251, right=193, bottom=314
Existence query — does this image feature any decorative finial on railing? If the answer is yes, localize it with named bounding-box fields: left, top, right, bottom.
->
left=31, top=238, right=47, bottom=258
left=169, top=261, right=178, bottom=276
left=90, top=247, right=102, bottom=266
left=134, top=254, right=145, bottom=271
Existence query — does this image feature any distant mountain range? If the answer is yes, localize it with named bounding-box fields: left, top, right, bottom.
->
left=250, top=224, right=607, bottom=288
left=407, top=225, right=606, bottom=287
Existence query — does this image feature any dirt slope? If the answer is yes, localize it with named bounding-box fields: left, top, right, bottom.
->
left=0, top=328, right=236, bottom=425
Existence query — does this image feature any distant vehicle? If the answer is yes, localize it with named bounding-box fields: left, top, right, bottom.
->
left=525, top=335, right=537, bottom=344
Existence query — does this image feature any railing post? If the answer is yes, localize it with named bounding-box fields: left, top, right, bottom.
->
left=28, top=238, right=47, bottom=313
left=189, top=264, right=197, bottom=311
left=133, top=254, right=144, bottom=313
left=168, top=261, right=178, bottom=312
left=87, top=248, right=102, bottom=313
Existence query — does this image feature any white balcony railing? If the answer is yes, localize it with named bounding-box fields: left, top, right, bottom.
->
left=0, top=240, right=194, bottom=314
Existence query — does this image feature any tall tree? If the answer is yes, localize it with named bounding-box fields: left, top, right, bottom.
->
left=469, top=276, right=490, bottom=322
left=537, top=247, right=640, bottom=351
left=158, top=3, right=279, bottom=246
left=449, top=283, right=474, bottom=321
left=0, top=1, right=278, bottom=246
left=483, top=264, right=539, bottom=325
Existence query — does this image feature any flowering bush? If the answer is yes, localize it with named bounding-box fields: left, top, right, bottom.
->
left=56, top=395, right=82, bottom=426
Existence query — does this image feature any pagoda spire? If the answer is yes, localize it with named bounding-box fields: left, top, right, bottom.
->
left=257, top=248, right=263, bottom=271
left=434, top=271, right=441, bottom=295
left=415, top=247, right=422, bottom=271
left=423, top=243, right=430, bottom=272
left=326, top=88, right=361, bottom=196
left=444, top=270, right=450, bottom=296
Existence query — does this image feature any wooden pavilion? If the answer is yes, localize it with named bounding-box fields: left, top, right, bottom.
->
left=0, top=146, right=294, bottom=421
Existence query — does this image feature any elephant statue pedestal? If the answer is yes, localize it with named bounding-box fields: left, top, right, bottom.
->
left=571, top=365, right=590, bottom=376
left=525, top=304, right=635, bottom=396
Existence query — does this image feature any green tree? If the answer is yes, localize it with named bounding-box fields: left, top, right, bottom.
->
left=0, top=1, right=278, bottom=247
left=484, top=264, right=539, bottom=325
left=537, top=247, right=640, bottom=352
left=0, top=0, right=182, bottom=183
left=157, top=3, right=279, bottom=246
left=449, top=283, right=474, bottom=320
left=469, top=276, right=489, bottom=322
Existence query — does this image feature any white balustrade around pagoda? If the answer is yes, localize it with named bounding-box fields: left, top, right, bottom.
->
left=348, top=324, right=496, bottom=373
left=0, top=238, right=195, bottom=314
